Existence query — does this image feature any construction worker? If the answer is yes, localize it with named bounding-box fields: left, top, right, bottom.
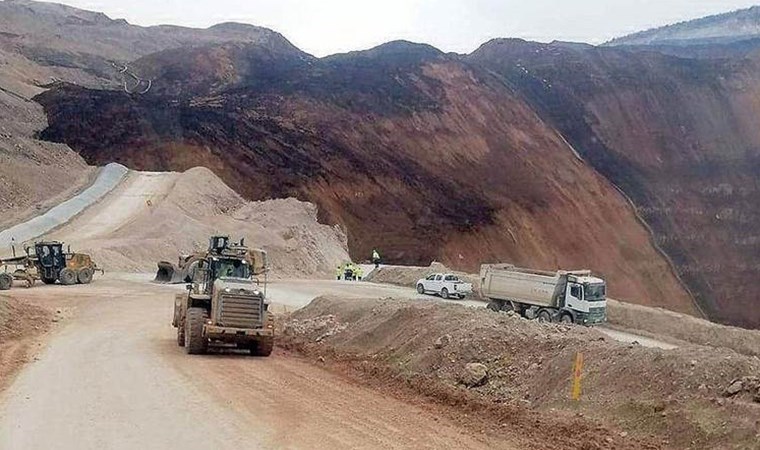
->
left=372, top=249, right=381, bottom=268
left=336, top=264, right=342, bottom=281
left=355, top=265, right=364, bottom=281
left=344, top=263, right=354, bottom=281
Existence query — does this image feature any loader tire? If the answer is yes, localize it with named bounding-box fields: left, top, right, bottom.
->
left=59, top=268, right=77, bottom=286
left=177, top=322, right=186, bottom=347
left=77, top=268, right=93, bottom=285
left=41, top=277, right=57, bottom=285
left=185, top=308, right=208, bottom=355
left=251, top=338, right=274, bottom=357
left=0, top=274, right=12, bottom=291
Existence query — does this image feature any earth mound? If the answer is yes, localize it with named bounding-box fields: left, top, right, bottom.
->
left=283, top=296, right=760, bottom=449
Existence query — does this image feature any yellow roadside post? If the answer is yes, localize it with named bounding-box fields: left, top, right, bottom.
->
left=572, top=352, right=584, bottom=401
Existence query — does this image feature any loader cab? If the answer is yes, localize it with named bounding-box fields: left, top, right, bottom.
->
left=208, top=235, right=230, bottom=255
left=212, top=257, right=251, bottom=281
left=191, top=256, right=253, bottom=295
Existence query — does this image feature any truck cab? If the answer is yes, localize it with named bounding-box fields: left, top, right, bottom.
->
left=560, top=274, right=607, bottom=324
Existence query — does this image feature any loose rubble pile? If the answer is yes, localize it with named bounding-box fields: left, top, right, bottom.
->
left=723, top=376, right=760, bottom=403
left=51, top=167, right=350, bottom=278
left=284, top=314, right=348, bottom=343
left=282, top=296, right=760, bottom=450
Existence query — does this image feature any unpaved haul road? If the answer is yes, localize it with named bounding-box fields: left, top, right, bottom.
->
left=0, top=279, right=507, bottom=450
left=47, top=170, right=178, bottom=243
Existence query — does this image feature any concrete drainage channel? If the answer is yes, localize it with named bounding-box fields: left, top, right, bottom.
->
left=0, top=163, right=128, bottom=249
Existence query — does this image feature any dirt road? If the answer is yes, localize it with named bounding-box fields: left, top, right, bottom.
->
left=48, top=170, right=177, bottom=243
left=0, top=279, right=508, bottom=450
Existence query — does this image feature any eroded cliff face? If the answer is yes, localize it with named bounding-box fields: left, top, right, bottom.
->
left=35, top=42, right=694, bottom=315
left=470, top=39, right=760, bottom=327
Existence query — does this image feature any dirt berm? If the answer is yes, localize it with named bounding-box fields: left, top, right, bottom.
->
left=0, top=297, right=51, bottom=392
left=283, top=297, right=760, bottom=450
left=367, top=265, right=760, bottom=358
left=365, top=263, right=480, bottom=290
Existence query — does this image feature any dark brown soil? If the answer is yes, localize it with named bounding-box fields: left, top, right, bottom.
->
left=0, top=296, right=51, bottom=392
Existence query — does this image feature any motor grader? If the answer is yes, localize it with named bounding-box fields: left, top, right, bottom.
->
left=172, top=236, right=274, bottom=356
left=0, top=241, right=100, bottom=290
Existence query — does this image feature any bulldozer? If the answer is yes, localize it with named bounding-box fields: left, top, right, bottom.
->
left=172, top=236, right=274, bottom=356
left=0, top=241, right=100, bottom=290
left=155, top=235, right=267, bottom=284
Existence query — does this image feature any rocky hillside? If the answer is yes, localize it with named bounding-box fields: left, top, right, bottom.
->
left=0, top=0, right=301, bottom=225
left=8, top=0, right=760, bottom=327
left=34, top=40, right=694, bottom=316
left=608, top=5, right=760, bottom=47
left=469, top=39, right=760, bottom=327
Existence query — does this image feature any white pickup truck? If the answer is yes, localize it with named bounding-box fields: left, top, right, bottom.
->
left=416, top=273, right=473, bottom=300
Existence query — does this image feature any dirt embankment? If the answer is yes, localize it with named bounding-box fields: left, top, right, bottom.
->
left=606, top=299, right=760, bottom=358
left=367, top=265, right=760, bottom=357
left=48, top=167, right=350, bottom=278
left=365, top=263, right=480, bottom=290
left=0, top=296, right=51, bottom=392
left=283, top=296, right=760, bottom=450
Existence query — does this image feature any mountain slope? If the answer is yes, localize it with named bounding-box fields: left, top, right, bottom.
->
left=0, top=0, right=302, bottom=225
left=470, top=39, right=760, bottom=327
left=609, top=6, right=760, bottom=46
left=34, top=42, right=695, bottom=314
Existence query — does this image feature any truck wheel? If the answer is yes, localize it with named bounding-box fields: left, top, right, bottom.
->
left=0, top=274, right=12, bottom=291
left=251, top=338, right=274, bottom=357
left=500, top=302, right=514, bottom=313
left=185, top=308, right=208, bottom=355
left=487, top=300, right=501, bottom=312
left=537, top=310, right=553, bottom=323
left=59, top=268, right=77, bottom=286
left=77, top=268, right=93, bottom=285
left=560, top=313, right=574, bottom=324
left=177, top=322, right=186, bottom=347
left=416, top=284, right=425, bottom=294
left=441, top=288, right=449, bottom=300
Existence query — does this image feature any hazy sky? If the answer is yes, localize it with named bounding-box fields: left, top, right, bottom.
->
left=55, top=0, right=760, bottom=56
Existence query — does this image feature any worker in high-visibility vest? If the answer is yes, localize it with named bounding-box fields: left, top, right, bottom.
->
left=372, top=249, right=381, bottom=268
left=336, top=265, right=343, bottom=281
left=355, top=265, right=364, bottom=281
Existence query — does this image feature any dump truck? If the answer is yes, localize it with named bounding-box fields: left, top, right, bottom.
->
left=172, top=236, right=274, bottom=356
left=0, top=241, right=100, bottom=290
left=480, top=264, right=607, bottom=325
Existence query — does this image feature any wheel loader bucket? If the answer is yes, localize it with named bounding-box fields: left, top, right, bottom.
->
left=155, top=261, right=182, bottom=284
